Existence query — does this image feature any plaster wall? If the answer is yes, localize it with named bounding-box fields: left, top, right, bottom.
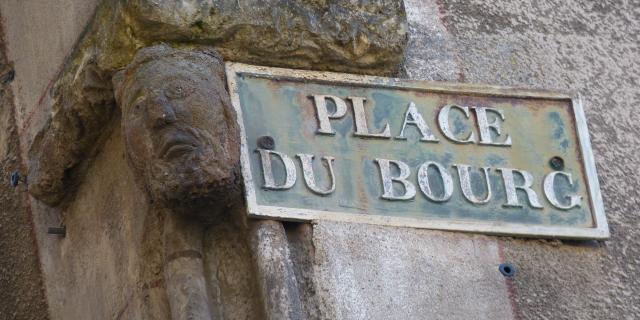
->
left=0, top=2, right=103, bottom=319
left=411, top=1, right=639, bottom=318
left=0, top=0, right=102, bottom=147
left=1, top=0, right=638, bottom=319
left=0, top=25, right=49, bottom=320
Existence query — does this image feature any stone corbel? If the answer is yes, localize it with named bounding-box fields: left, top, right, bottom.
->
left=26, top=0, right=408, bottom=206
left=23, top=1, right=407, bottom=319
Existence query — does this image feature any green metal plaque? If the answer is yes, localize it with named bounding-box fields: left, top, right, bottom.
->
left=227, top=63, right=608, bottom=239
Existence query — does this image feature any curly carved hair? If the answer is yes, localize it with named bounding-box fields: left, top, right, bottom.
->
left=112, top=44, right=225, bottom=106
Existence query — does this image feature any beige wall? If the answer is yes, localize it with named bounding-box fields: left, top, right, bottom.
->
left=1, top=0, right=638, bottom=319
left=0, top=1, right=102, bottom=318
left=0, top=0, right=101, bottom=151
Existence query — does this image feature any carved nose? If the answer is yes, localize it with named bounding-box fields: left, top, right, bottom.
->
left=149, top=94, right=177, bottom=128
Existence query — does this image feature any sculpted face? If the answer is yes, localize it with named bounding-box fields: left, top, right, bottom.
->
left=115, top=46, right=240, bottom=221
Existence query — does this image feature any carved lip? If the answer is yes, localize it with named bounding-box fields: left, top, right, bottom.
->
left=159, top=132, right=199, bottom=159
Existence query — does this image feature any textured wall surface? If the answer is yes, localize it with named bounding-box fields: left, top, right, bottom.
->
left=0, top=1, right=103, bottom=319
left=406, top=1, right=639, bottom=318
left=309, top=222, right=514, bottom=319
left=0, top=25, right=50, bottom=320
left=0, top=0, right=638, bottom=319
left=0, top=0, right=102, bottom=146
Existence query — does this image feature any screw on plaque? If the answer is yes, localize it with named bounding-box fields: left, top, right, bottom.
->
left=47, top=226, right=66, bottom=237
left=499, top=263, right=516, bottom=277
left=549, top=156, right=564, bottom=170
left=257, top=136, right=275, bottom=150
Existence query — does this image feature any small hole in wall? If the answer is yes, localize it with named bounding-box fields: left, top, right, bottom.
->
left=499, top=263, right=516, bottom=277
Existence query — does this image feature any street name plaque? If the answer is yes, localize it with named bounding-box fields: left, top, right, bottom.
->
left=227, top=63, right=608, bottom=239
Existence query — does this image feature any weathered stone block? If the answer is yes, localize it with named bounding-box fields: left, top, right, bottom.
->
left=26, top=0, right=408, bottom=206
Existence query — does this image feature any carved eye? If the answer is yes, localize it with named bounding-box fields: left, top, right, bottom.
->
left=166, top=84, right=192, bottom=99
left=129, top=97, right=145, bottom=115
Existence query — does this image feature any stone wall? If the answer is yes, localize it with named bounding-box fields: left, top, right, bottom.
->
left=1, top=0, right=638, bottom=319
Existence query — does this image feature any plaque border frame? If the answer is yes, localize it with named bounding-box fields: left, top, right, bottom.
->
left=226, top=62, right=609, bottom=240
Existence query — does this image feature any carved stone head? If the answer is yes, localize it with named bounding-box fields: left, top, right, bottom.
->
left=113, top=45, right=240, bottom=222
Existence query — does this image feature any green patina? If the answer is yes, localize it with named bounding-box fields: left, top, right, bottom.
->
left=236, top=74, right=593, bottom=228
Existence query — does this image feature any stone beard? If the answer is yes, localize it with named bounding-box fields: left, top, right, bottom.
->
left=113, top=45, right=240, bottom=222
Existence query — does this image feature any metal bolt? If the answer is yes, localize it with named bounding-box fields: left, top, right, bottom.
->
left=257, top=136, right=275, bottom=150
left=549, top=156, right=564, bottom=171
left=1, top=69, right=15, bottom=84
left=10, top=171, right=20, bottom=187
left=47, top=227, right=66, bottom=237
left=499, top=263, right=516, bottom=277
